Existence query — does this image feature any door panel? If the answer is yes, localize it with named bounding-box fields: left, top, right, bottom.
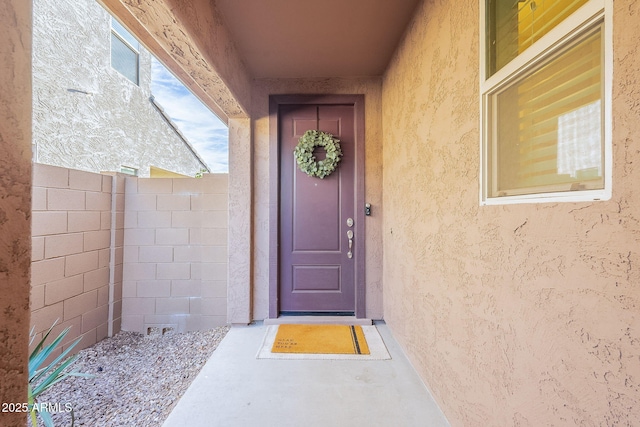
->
left=279, top=104, right=356, bottom=313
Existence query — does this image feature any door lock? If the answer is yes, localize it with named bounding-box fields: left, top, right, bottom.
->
left=346, top=230, right=354, bottom=259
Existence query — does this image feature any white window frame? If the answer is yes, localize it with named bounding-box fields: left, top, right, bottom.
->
left=110, top=18, right=140, bottom=85
left=479, top=0, right=612, bottom=205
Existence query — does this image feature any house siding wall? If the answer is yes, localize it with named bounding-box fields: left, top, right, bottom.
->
left=251, top=78, right=384, bottom=321
left=121, top=174, right=229, bottom=333
left=381, top=1, right=640, bottom=426
left=32, top=0, right=208, bottom=178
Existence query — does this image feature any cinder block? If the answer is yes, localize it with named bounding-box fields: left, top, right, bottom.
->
left=32, top=211, right=68, bottom=236
left=191, top=194, right=228, bottom=211
left=155, top=297, right=190, bottom=315
left=97, top=285, right=109, bottom=307
left=65, top=251, right=99, bottom=277
left=123, top=228, right=155, bottom=246
left=201, top=280, right=227, bottom=298
left=125, top=193, right=156, bottom=211
left=121, top=314, right=143, bottom=332
left=156, top=263, right=191, bottom=280
left=138, top=246, right=174, bottom=263
left=113, top=263, right=123, bottom=284
left=98, top=248, right=110, bottom=268
left=81, top=304, right=109, bottom=333
left=174, top=246, right=202, bottom=262
left=84, top=230, right=111, bottom=251
left=123, top=263, right=156, bottom=281
left=185, top=314, right=203, bottom=332
left=30, top=302, right=64, bottom=332
left=32, top=187, right=47, bottom=211
left=201, top=315, right=227, bottom=328
left=115, top=228, right=125, bottom=247
left=193, top=228, right=227, bottom=245
left=112, top=299, right=122, bottom=319
left=124, top=211, right=137, bottom=229
left=172, top=178, right=202, bottom=194
left=32, top=237, right=45, bottom=261
left=156, top=194, right=190, bottom=211
left=44, top=233, right=84, bottom=258
left=96, top=321, right=109, bottom=342
left=123, top=246, right=139, bottom=263
left=84, top=267, right=110, bottom=292
left=62, top=290, right=98, bottom=321
left=32, top=257, right=65, bottom=286
left=72, top=329, right=97, bottom=353
left=31, top=284, right=45, bottom=311
left=172, top=211, right=204, bottom=228
left=202, top=245, right=228, bottom=263
left=100, top=211, right=111, bottom=230
left=171, top=280, right=202, bottom=297
left=124, top=176, right=138, bottom=194
left=102, top=175, right=113, bottom=193
left=137, top=211, right=171, bottom=228
left=86, top=191, right=111, bottom=211
left=155, top=228, right=188, bottom=245
left=201, top=174, right=229, bottom=193
left=68, top=211, right=101, bottom=233
left=47, top=188, right=85, bottom=211
left=201, top=297, right=227, bottom=316
left=204, top=210, right=228, bottom=228
left=200, top=263, right=228, bottom=281
left=115, top=194, right=126, bottom=212
left=112, top=315, right=122, bottom=335
left=33, top=164, right=69, bottom=189
left=137, top=280, right=171, bottom=297
left=122, top=297, right=156, bottom=315
left=45, top=274, right=85, bottom=306
left=137, top=178, right=173, bottom=194
left=50, top=316, right=83, bottom=348
left=69, top=169, right=102, bottom=192
left=122, top=280, right=137, bottom=298
left=189, top=297, right=202, bottom=314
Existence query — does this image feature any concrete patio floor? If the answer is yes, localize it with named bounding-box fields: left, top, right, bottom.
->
left=162, top=321, right=450, bottom=427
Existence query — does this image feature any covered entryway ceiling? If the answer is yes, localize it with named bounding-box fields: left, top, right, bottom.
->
left=215, top=0, right=421, bottom=78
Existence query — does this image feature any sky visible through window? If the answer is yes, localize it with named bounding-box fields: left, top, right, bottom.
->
left=151, top=58, right=229, bottom=173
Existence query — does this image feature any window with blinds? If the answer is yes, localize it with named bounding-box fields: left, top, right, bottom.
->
left=481, top=0, right=611, bottom=204
left=111, top=18, right=139, bottom=85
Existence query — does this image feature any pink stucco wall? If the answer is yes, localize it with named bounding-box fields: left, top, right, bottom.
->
left=382, top=1, right=640, bottom=425
left=0, top=1, right=32, bottom=424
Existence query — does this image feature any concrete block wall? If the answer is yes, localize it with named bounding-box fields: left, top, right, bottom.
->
left=31, top=163, right=121, bottom=354
left=121, top=174, right=228, bottom=333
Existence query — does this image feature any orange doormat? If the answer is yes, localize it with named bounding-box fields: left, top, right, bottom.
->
left=271, top=324, right=370, bottom=355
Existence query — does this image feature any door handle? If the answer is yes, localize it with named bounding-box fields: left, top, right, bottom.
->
left=347, top=230, right=354, bottom=259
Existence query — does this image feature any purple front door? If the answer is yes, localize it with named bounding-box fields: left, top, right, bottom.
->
left=279, top=103, right=358, bottom=313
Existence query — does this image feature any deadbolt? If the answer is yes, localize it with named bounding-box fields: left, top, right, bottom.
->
left=346, top=217, right=354, bottom=227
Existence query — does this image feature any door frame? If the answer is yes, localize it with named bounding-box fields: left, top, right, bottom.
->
left=268, top=94, right=366, bottom=319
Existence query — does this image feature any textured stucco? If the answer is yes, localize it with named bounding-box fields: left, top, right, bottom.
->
left=0, top=0, right=31, bottom=424
left=382, top=1, right=640, bottom=425
left=33, top=0, right=209, bottom=178
left=251, top=78, right=384, bottom=321
left=99, top=0, right=252, bottom=120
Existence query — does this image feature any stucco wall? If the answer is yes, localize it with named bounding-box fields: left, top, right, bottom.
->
left=32, top=0, right=208, bottom=178
left=382, top=1, right=640, bottom=425
left=251, top=78, right=384, bottom=320
left=30, top=164, right=123, bottom=355
left=121, top=175, right=229, bottom=333
left=0, top=0, right=32, bottom=424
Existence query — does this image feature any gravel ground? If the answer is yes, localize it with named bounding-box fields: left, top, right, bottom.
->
left=32, top=326, right=230, bottom=427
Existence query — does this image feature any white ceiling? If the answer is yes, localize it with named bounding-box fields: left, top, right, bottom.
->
left=214, top=0, right=422, bottom=79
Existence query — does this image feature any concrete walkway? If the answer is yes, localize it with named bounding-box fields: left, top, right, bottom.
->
left=163, top=321, right=450, bottom=427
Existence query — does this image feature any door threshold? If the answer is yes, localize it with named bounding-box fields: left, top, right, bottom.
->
left=264, top=315, right=372, bottom=326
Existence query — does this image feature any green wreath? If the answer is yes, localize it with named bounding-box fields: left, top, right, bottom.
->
left=293, top=130, right=343, bottom=179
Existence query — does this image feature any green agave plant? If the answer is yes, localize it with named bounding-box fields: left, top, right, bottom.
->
left=28, top=321, right=92, bottom=427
